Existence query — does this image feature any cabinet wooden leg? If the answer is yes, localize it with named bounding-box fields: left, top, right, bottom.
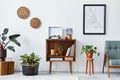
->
left=49, top=62, right=52, bottom=74
left=69, top=62, right=72, bottom=74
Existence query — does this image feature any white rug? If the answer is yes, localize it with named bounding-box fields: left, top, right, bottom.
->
left=0, top=72, right=78, bottom=80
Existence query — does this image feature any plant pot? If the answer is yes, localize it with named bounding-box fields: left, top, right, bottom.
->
left=0, top=46, right=6, bottom=61
left=22, top=64, right=39, bottom=76
left=86, top=51, right=93, bottom=58
left=58, top=50, right=63, bottom=56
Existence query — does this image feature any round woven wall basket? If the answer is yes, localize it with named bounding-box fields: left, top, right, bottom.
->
left=17, top=6, right=30, bottom=19
left=30, top=17, right=41, bottom=28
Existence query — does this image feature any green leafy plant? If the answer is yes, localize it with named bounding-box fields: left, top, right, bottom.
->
left=0, top=28, right=21, bottom=52
left=20, top=52, right=41, bottom=66
left=80, top=45, right=100, bottom=56
left=58, top=45, right=63, bottom=51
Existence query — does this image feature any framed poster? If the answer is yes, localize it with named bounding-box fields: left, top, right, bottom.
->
left=83, top=4, right=106, bottom=35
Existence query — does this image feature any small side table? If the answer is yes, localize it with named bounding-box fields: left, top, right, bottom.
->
left=0, top=61, right=14, bottom=75
left=86, top=58, right=94, bottom=76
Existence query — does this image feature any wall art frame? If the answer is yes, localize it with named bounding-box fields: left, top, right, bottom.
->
left=83, top=4, right=106, bottom=35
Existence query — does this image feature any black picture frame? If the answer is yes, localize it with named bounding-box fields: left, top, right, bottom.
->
left=83, top=4, right=106, bottom=35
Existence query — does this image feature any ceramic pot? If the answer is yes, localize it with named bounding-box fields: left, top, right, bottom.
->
left=58, top=50, right=63, bottom=56
left=22, top=64, right=39, bottom=75
left=0, top=46, right=6, bottom=61
left=86, top=51, right=93, bottom=58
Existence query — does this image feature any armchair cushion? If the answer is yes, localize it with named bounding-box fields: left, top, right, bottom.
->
left=109, top=59, right=120, bottom=66
left=105, top=41, right=120, bottom=59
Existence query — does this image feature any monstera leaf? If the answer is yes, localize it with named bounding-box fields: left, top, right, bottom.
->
left=9, top=34, right=21, bottom=47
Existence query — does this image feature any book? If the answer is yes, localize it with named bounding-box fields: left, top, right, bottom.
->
left=50, top=58, right=63, bottom=60
left=65, top=57, right=73, bottom=60
left=69, top=44, right=75, bottom=56
left=66, top=47, right=71, bottom=56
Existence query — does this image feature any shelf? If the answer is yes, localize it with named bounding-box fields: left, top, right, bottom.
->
left=46, top=39, right=76, bottom=41
left=48, top=55, right=74, bottom=58
left=47, top=60, right=74, bottom=62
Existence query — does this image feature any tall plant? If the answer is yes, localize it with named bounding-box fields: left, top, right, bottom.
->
left=0, top=28, right=21, bottom=52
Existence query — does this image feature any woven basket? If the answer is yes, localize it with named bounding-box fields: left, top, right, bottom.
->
left=30, top=17, right=41, bottom=28
left=17, top=6, right=30, bottom=19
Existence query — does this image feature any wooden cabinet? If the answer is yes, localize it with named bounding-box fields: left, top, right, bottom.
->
left=46, top=39, right=76, bottom=73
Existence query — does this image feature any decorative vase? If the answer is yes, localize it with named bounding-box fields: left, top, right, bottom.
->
left=86, top=51, right=93, bottom=58
left=67, top=34, right=72, bottom=40
left=0, top=45, right=6, bottom=61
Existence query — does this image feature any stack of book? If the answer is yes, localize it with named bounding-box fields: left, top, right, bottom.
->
left=65, top=57, right=73, bottom=60
left=50, top=58, right=63, bottom=60
left=65, top=44, right=75, bottom=60
left=66, top=44, right=75, bottom=56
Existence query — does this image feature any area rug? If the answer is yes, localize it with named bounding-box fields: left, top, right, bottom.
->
left=0, top=72, right=78, bottom=80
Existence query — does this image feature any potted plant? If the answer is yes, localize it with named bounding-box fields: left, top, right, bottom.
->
left=58, top=45, right=63, bottom=56
left=0, top=28, right=21, bottom=61
left=20, top=52, right=41, bottom=75
left=80, top=45, right=100, bottom=58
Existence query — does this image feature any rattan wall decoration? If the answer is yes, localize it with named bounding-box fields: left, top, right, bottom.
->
left=30, top=17, right=41, bottom=28
left=17, top=6, right=30, bottom=19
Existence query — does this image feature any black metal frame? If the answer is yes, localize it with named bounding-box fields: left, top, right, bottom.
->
left=83, top=4, right=106, bottom=35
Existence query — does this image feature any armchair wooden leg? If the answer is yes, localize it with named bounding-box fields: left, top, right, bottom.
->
left=108, top=67, right=110, bottom=78
left=102, top=55, right=106, bottom=73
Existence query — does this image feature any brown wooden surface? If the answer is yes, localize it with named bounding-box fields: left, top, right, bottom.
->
left=46, top=39, right=76, bottom=62
left=0, top=61, right=14, bottom=75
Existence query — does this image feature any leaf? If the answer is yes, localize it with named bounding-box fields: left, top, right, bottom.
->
left=98, top=52, right=100, bottom=56
left=11, top=39, right=21, bottom=47
left=7, top=46, right=15, bottom=52
left=1, top=35, right=7, bottom=41
left=3, top=28, right=9, bottom=35
left=9, top=34, right=20, bottom=40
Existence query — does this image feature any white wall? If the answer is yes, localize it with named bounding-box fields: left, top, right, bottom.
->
left=0, top=0, right=120, bottom=72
